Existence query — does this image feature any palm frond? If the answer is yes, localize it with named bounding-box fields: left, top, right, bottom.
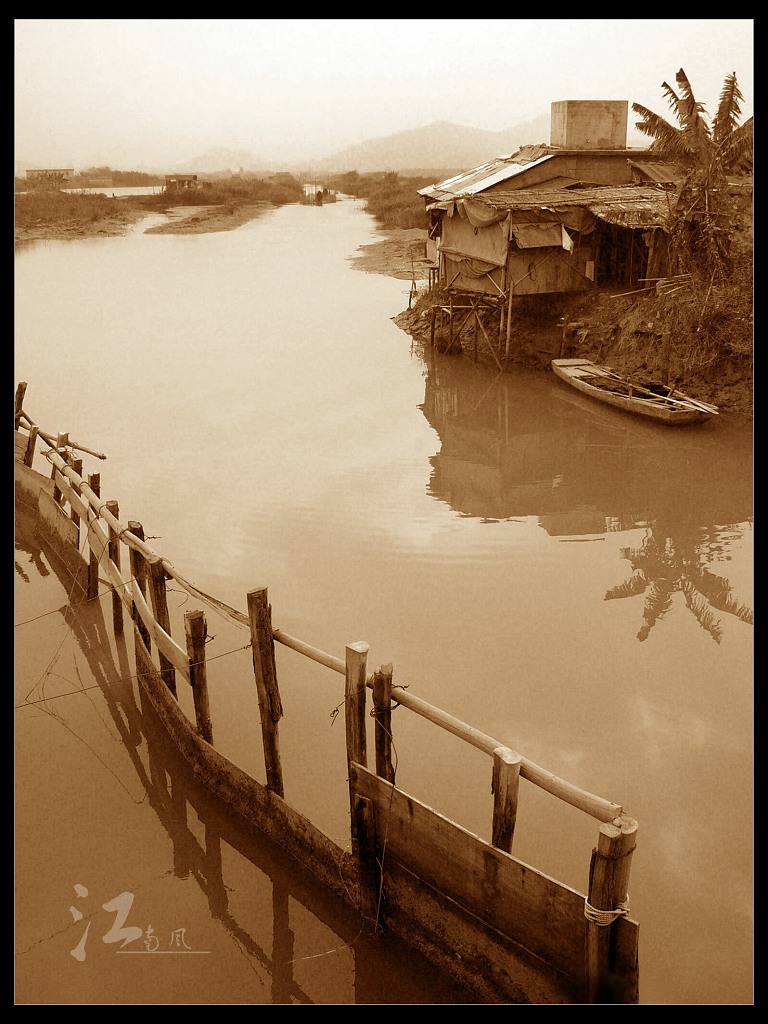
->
left=687, top=567, right=754, bottom=623
left=632, top=102, right=700, bottom=163
left=660, top=80, right=683, bottom=120
left=604, top=571, right=649, bottom=601
left=713, top=72, right=744, bottom=145
left=636, top=580, right=674, bottom=641
left=718, top=116, right=753, bottom=172
left=673, top=68, right=713, bottom=161
left=681, top=582, right=723, bottom=643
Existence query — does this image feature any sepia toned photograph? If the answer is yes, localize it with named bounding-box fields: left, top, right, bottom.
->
left=14, top=18, right=753, bottom=1005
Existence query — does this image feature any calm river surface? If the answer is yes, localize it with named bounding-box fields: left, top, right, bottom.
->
left=15, top=198, right=753, bottom=1004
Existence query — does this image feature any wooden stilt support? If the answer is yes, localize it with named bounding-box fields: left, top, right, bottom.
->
left=505, top=291, right=514, bottom=365
left=247, top=588, right=284, bottom=797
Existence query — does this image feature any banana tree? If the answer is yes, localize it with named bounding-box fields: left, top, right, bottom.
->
left=632, top=68, right=752, bottom=282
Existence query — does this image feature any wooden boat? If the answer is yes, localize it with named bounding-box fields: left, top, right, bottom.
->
left=551, top=359, right=719, bottom=425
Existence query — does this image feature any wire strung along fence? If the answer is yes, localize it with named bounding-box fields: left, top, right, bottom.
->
left=14, top=381, right=639, bottom=1005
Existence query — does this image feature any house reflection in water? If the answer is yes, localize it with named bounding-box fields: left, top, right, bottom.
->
left=418, top=345, right=753, bottom=640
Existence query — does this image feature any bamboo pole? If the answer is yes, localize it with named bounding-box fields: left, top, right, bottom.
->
left=430, top=303, right=436, bottom=347
left=87, top=473, right=100, bottom=600
left=184, top=609, right=213, bottom=745
left=105, top=499, right=123, bottom=634
left=491, top=746, right=521, bottom=853
left=390, top=685, right=622, bottom=823
left=372, top=663, right=394, bottom=784
left=345, top=642, right=369, bottom=769
left=247, top=588, right=284, bottom=797
left=128, top=522, right=151, bottom=655
left=585, top=814, right=638, bottom=1003
left=148, top=560, right=177, bottom=696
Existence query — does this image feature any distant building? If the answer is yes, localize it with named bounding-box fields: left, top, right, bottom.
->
left=164, top=174, right=199, bottom=192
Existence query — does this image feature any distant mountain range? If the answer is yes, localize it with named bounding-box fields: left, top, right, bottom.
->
left=16, top=114, right=649, bottom=180
left=151, top=118, right=551, bottom=178
left=306, top=116, right=553, bottom=175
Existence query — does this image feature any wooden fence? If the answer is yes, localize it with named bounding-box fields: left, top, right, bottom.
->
left=14, top=381, right=639, bottom=1004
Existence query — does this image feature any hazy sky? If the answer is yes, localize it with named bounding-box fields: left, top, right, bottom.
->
left=14, top=18, right=754, bottom=170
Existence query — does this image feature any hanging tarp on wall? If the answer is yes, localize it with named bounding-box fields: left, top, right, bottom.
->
left=439, top=210, right=509, bottom=267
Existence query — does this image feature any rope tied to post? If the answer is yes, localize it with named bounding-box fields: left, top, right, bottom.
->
left=584, top=894, right=630, bottom=926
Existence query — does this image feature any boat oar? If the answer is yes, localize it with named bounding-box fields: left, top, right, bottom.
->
left=583, top=365, right=717, bottom=413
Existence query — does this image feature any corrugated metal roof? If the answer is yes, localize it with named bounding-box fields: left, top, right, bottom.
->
left=418, top=153, right=554, bottom=200
left=472, top=185, right=678, bottom=229
left=627, top=160, right=680, bottom=184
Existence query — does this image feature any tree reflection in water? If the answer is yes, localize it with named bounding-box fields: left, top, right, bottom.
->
left=604, top=524, right=754, bottom=642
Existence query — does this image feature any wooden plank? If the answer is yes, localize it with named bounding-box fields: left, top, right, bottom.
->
left=380, top=857, right=582, bottom=1004
left=349, top=761, right=590, bottom=979
left=37, top=487, right=79, bottom=552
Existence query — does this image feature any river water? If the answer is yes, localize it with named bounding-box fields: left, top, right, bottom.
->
left=14, top=198, right=753, bottom=1004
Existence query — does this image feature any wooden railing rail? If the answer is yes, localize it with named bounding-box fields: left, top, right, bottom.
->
left=16, top=389, right=640, bottom=1002
left=34, top=430, right=625, bottom=823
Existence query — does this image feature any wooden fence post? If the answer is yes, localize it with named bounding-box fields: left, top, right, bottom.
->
left=128, top=522, right=151, bottom=655
left=247, top=588, right=284, bottom=797
left=52, top=432, right=68, bottom=504
left=87, top=472, right=100, bottom=600
left=23, top=425, right=39, bottom=468
left=14, top=382, right=27, bottom=428
left=373, top=663, right=394, bottom=783
left=148, top=560, right=177, bottom=696
left=184, top=609, right=213, bottom=745
left=345, top=642, right=369, bottom=769
left=70, top=457, right=83, bottom=536
left=105, top=499, right=123, bottom=634
left=491, top=746, right=521, bottom=853
left=585, top=814, right=638, bottom=1003
left=346, top=642, right=378, bottom=923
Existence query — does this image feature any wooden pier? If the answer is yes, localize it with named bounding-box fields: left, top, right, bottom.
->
left=14, top=381, right=639, bottom=1004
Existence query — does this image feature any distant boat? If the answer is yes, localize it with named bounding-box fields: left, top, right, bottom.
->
left=551, top=359, right=719, bottom=426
